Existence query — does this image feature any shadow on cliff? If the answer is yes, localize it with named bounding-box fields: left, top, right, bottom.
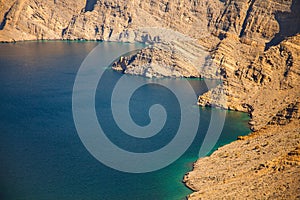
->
left=265, top=0, right=300, bottom=50
left=0, top=6, right=13, bottom=30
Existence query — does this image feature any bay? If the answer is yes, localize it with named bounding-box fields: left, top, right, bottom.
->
left=0, top=41, right=250, bottom=200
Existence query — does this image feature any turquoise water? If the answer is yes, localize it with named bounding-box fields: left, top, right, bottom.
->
left=0, top=41, right=250, bottom=200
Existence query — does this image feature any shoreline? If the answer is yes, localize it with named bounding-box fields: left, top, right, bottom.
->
left=0, top=38, right=256, bottom=195
left=2, top=38, right=298, bottom=199
left=0, top=38, right=120, bottom=44
left=183, top=119, right=300, bottom=199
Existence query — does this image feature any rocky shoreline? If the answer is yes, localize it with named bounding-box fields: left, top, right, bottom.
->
left=183, top=119, right=300, bottom=200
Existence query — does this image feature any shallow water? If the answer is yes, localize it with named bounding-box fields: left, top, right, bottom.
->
left=0, top=41, right=250, bottom=200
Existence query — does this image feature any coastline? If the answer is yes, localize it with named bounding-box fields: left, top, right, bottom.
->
left=2, top=38, right=299, bottom=199
left=183, top=119, right=300, bottom=199
left=0, top=38, right=103, bottom=43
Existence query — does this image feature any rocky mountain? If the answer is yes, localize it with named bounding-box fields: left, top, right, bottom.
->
left=1, top=0, right=299, bottom=199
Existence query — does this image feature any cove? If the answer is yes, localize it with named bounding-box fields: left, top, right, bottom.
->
left=0, top=41, right=250, bottom=200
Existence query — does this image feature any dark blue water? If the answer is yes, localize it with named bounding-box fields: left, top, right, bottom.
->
left=0, top=41, right=250, bottom=200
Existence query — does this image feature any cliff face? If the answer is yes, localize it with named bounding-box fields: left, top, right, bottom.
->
left=0, top=0, right=214, bottom=41
left=194, top=0, right=300, bottom=130
left=0, top=0, right=86, bottom=41
left=199, top=33, right=300, bottom=130
left=1, top=0, right=293, bottom=42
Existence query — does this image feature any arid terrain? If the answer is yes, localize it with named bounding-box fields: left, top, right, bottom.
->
left=1, top=0, right=299, bottom=199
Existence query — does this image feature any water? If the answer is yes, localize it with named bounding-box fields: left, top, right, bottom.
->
left=0, top=41, right=250, bottom=200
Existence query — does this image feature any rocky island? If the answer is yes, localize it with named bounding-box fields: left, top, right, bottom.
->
left=1, top=0, right=299, bottom=199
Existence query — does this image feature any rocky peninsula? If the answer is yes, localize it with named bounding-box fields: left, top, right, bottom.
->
left=1, top=0, right=299, bottom=199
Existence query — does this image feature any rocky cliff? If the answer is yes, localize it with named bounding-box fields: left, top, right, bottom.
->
left=1, top=0, right=299, bottom=199
left=183, top=119, right=300, bottom=200
left=0, top=0, right=216, bottom=42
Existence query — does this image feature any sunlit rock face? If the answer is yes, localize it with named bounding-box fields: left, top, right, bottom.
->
left=1, top=0, right=296, bottom=43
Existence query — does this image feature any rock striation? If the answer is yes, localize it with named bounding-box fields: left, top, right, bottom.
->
left=199, top=33, right=300, bottom=131
left=1, top=0, right=300, bottom=199
left=0, top=0, right=217, bottom=42
left=112, top=40, right=209, bottom=78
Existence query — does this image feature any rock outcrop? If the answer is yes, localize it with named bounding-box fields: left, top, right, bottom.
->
left=199, top=33, right=300, bottom=131
left=183, top=118, right=300, bottom=200
left=112, top=40, right=211, bottom=78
